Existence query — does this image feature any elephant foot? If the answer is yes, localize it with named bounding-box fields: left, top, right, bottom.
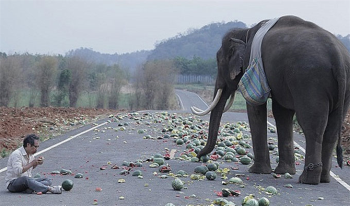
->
left=320, top=175, right=331, bottom=183
left=274, top=163, right=296, bottom=175
left=320, top=171, right=331, bottom=183
left=248, top=163, right=272, bottom=174
left=298, top=163, right=322, bottom=185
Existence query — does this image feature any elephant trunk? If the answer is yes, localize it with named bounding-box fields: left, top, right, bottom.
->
left=197, top=88, right=233, bottom=158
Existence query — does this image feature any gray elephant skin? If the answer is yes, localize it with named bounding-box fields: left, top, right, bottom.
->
left=193, top=15, right=350, bottom=185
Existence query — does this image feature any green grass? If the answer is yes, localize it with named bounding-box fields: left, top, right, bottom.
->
left=8, top=84, right=271, bottom=111
left=175, top=83, right=272, bottom=111
left=74, top=92, right=133, bottom=109
left=1, top=148, right=11, bottom=158
left=7, top=89, right=132, bottom=109
left=175, top=84, right=214, bottom=91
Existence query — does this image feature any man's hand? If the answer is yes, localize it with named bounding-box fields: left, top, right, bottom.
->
left=36, top=156, right=44, bottom=165
left=21, top=156, right=43, bottom=173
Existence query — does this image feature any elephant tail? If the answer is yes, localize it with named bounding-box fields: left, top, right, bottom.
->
left=336, top=139, right=343, bottom=169
left=334, top=64, right=347, bottom=169
left=336, top=144, right=343, bottom=169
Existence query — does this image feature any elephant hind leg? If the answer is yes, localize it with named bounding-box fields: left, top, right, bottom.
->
left=320, top=108, right=342, bottom=183
left=272, top=100, right=296, bottom=174
left=296, top=107, right=328, bottom=185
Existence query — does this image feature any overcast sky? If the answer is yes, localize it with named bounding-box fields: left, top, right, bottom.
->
left=1, top=0, right=349, bottom=55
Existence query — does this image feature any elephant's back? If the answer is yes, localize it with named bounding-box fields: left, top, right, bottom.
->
left=262, top=15, right=344, bottom=75
left=261, top=16, right=342, bottom=110
left=272, top=15, right=320, bottom=31
left=263, top=16, right=339, bottom=57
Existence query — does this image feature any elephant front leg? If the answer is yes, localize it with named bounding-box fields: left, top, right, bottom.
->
left=272, top=101, right=296, bottom=174
left=247, top=103, right=272, bottom=174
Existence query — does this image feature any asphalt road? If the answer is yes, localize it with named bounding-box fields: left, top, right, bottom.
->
left=0, top=90, right=349, bottom=206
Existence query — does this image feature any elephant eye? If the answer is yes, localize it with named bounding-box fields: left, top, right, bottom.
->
left=229, top=48, right=235, bottom=58
left=239, top=57, right=244, bottom=68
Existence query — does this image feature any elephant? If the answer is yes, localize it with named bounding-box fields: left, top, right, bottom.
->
left=191, top=15, right=350, bottom=185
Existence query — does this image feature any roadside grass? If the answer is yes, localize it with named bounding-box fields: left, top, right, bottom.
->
left=7, top=84, right=271, bottom=112
left=175, top=83, right=272, bottom=111
left=8, top=90, right=132, bottom=109
left=1, top=148, right=11, bottom=158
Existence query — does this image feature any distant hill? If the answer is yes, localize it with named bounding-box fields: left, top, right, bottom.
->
left=66, top=21, right=247, bottom=72
left=337, top=35, right=350, bottom=52
left=147, top=21, right=246, bottom=60
left=67, top=21, right=350, bottom=73
left=66, top=48, right=151, bottom=73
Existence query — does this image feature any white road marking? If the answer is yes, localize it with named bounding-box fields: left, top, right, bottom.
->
left=267, top=121, right=350, bottom=191
left=192, top=92, right=209, bottom=107
left=175, top=93, right=185, bottom=110
left=0, top=122, right=108, bottom=174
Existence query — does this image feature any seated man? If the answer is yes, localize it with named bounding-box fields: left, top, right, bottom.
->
left=5, top=134, right=62, bottom=194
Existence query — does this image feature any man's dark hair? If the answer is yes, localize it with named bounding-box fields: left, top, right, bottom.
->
left=23, top=134, right=39, bottom=148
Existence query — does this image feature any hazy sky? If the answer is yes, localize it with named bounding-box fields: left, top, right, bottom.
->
left=1, top=0, right=349, bottom=55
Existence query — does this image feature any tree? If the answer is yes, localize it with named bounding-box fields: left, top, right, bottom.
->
left=95, top=73, right=107, bottom=109
left=0, top=55, right=22, bottom=106
left=0, top=52, right=7, bottom=58
left=36, top=56, right=57, bottom=107
left=23, top=54, right=40, bottom=107
left=66, top=56, right=87, bottom=107
left=12, top=53, right=34, bottom=107
left=132, top=65, right=144, bottom=110
left=174, top=56, right=216, bottom=76
left=107, top=64, right=126, bottom=109
left=139, top=60, right=178, bottom=110
left=54, top=69, right=71, bottom=106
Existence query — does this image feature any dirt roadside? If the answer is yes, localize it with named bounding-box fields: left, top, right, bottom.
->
left=0, top=107, right=121, bottom=157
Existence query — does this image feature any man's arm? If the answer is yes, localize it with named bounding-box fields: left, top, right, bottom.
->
left=11, top=154, right=38, bottom=175
left=23, top=160, right=38, bottom=172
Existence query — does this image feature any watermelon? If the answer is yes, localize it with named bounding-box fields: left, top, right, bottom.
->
left=265, top=186, right=278, bottom=195
left=60, top=169, right=72, bottom=175
left=62, top=179, right=74, bottom=191
left=194, top=165, right=208, bottom=175
left=74, top=173, right=84, bottom=178
left=258, top=197, right=270, bottom=206
left=171, top=178, right=184, bottom=190
left=205, top=171, right=217, bottom=180
left=240, top=155, right=252, bottom=165
left=207, top=163, right=218, bottom=171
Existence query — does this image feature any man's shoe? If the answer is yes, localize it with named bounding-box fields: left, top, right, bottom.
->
left=24, top=188, right=34, bottom=194
left=50, top=186, right=62, bottom=194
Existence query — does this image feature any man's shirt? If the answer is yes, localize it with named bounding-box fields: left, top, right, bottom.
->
left=5, top=146, right=34, bottom=187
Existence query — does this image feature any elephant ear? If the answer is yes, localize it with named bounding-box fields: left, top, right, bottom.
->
left=229, top=38, right=246, bottom=80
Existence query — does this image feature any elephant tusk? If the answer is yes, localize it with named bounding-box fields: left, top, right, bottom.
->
left=190, top=106, right=204, bottom=113
left=223, top=93, right=235, bottom=113
left=192, top=91, right=234, bottom=115
left=191, top=89, right=222, bottom=116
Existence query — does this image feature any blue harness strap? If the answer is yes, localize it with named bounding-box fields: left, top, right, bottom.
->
left=238, top=18, right=280, bottom=105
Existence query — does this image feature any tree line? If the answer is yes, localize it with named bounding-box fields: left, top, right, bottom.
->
left=0, top=52, right=194, bottom=111
left=0, top=52, right=127, bottom=109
